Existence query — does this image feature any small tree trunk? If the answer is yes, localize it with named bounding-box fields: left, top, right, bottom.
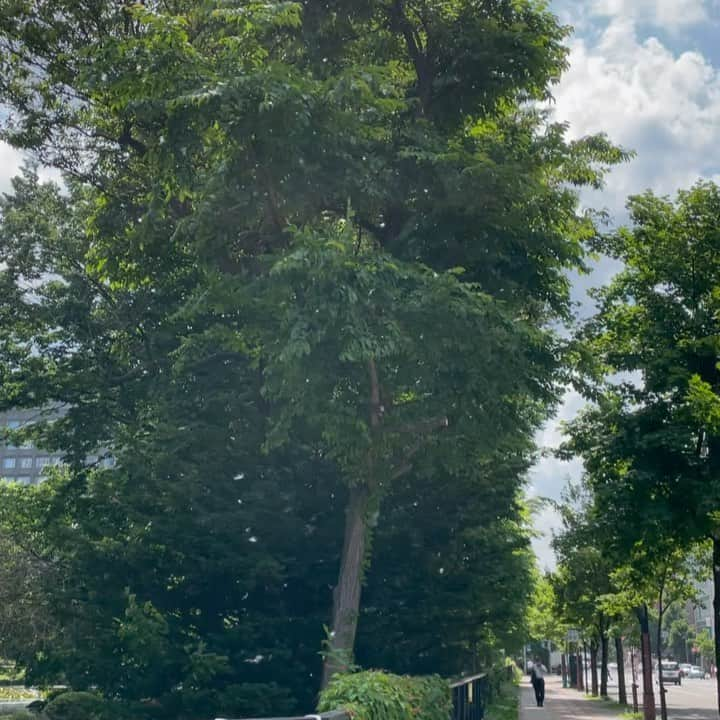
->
left=321, top=483, right=371, bottom=687
left=616, top=635, right=627, bottom=705
left=631, top=645, right=639, bottom=713
left=600, top=625, right=609, bottom=699
left=657, top=604, right=667, bottom=720
left=577, top=650, right=584, bottom=691
left=590, top=640, right=599, bottom=696
left=713, top=536, right=720, bottom=716
left=638, top=604, right=656, bottom=720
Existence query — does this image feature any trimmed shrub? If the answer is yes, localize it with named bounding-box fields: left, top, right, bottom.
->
left=318, top=671, right=451, bottom=720
left=42, top=692, right=110, bottom=720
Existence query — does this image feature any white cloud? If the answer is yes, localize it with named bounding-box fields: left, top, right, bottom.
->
left=590, top=0, right=712, bottom=27
left=532, top=504, right=562, bottom=572
left=0, top=142, right=24, bottom=195
left=528, top=391, right=587, bottom=570
left=0, top=141, right=64, bottom=196
left=531, top=17, right=720, bottom=569
left=552, top=19, right=720, bottom=217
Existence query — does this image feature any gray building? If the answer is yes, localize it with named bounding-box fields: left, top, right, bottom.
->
left=691, top=579, right=715, bottom=639
left=0, top=409, right=112, bottom=485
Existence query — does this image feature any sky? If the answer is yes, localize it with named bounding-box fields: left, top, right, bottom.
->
left=1, top=1, right=719, bottom=567
left=530, top=0, right=720, bottom=569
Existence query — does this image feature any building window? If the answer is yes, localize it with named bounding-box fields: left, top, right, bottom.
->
left=2, top=458, right=16, bottom=470
left=16, top=476, right=31, bottom=485
left=19, top=457, right=33, bottom=469
left=35, top=457, right=50, bottom=469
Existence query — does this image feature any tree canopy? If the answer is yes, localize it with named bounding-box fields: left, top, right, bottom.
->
left=0, top=1, right=627, bottom=716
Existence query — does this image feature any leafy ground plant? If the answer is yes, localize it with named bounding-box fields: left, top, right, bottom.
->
left=485, top=679, right=519, bottom=720
left=318, top=671, right=451, bottom=720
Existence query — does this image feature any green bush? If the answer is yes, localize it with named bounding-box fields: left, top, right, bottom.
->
left=488, top=663, right=516, bottom=694
left=318, top=671, right=451, bottom=720
left=42, top=692, right=110, bottom=720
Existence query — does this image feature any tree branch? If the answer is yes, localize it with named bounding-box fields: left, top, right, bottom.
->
left=389, top=415, right=449, bottom=480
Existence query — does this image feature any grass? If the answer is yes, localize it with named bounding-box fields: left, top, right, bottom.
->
left=582, top=691, right=639, bottom=719
left=485, top=682, right=519, bottom=720
left=0, top=664, right=24, bottom=684
left=0, top=686, right=39, bottom=701
left=588, top=694, right=619, bottom=703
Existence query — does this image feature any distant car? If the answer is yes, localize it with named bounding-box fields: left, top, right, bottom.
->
left=679, top=663, right=692, bottom=678
left=660, top=661, right=682, bottom=686
left=688, top=666, right=707, bottom=679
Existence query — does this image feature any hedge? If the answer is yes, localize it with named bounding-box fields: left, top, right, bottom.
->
left=43, top=692, right=112, bottom=720
left=318, top=671, right=451, bottom=720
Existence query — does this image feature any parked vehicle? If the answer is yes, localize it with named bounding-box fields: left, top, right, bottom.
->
left=679, top=663, right=692, bottom=678
left=688, top=666, right=707, bottom=679
left=660, top=661, right=682, bottom=686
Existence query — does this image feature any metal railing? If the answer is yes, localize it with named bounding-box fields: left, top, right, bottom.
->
left=450, top=672, right=490, bottom=720
left=216, top=712, right=349, bottom=720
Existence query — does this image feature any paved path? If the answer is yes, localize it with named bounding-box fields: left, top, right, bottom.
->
left=521, top=676, right=720, bottom=720
left=519, top=677, right=624, bottom=720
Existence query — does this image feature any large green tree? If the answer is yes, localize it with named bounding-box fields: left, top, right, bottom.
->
left=0, top=0, right=625, bottom=709
left=564, top=181, right=720, bottom=716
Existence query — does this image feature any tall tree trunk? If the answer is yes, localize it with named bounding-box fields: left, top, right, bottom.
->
left=322, top=359, right=383, bottom=688
left=584, top=642, right=589, bottom=695
left=600, top=622, right=609, bottom=699
left=590, top=639, right=599, bottom=696
left=638, top=604, right=656, bottom=720
left=616, top=635, right=627, bottom=706
left=321, top=483, right=371, bottom=687
left=657, top=603, right=668, bottom=720
left=713, top=536, right=720, bottom=717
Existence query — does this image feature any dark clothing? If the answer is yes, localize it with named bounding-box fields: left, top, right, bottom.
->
left=533, top=677, right=545, bottom=707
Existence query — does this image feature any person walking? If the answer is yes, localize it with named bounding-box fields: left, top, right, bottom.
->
left=531, top=658, right=547, bottom=707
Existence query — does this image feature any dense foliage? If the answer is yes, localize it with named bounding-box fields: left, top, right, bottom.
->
left=0, top=0, right=625, bottom=716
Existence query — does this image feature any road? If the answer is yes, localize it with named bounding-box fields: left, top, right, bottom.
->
left=606, top=675, right=719, bottom=719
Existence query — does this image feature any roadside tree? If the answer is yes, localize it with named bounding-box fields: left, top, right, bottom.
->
left=0, top=0, right=627, bottom=705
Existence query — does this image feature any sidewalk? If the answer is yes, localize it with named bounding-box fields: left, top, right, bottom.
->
left=519, top=676, right=625, bottom=720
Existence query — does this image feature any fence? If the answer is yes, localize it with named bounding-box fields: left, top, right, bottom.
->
left=450, top=673, right=491, bottom=720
